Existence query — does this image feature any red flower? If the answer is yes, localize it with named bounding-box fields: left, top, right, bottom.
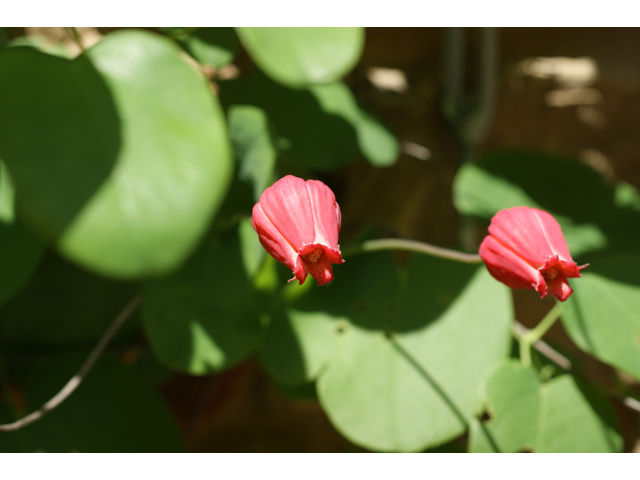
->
left=251, top=175, right=344, bottom=286
left=479, top=206, right=587, bottom=301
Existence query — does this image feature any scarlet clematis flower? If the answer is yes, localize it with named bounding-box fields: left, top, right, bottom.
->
left=479, top=206, right=587, bottom=301
left=251, top=175, right=344, bottom=286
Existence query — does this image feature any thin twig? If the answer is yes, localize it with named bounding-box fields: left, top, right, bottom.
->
left=0, top=295, right=142, bottom=432
left=360, top=238, right=482, bottom=264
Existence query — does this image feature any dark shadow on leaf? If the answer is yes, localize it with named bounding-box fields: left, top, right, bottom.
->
left=142, top=226, right=262, bottom=374
left=219, top=73, right=360, bottom=170
left=468, top=151, right=640, bottom=260
left=0, top=47, right=121, bottom=240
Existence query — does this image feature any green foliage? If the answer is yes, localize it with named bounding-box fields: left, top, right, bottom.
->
left=0, top=30, right=233, bottom=279
left=236, top=28, right=364, bottom=88
left=1, top=252, right=139, bottom=352
left=563, top=254, right=640, bottom=381
left=0, top=353, right=183, bottom=452
left=169, top=27, right=239, bottom=68
left=453, top=151, right=640, bottom=258
left=470, top=362, right=622, bottom=453
left=220, top=74, right=398, bottom=169
left=142, top=219, right=263, bottom=374
left=263, top=252, right=512, bottom=451
left=0, top=27, right=634, bottom=454
left=227, top=105, right=277, bottom=201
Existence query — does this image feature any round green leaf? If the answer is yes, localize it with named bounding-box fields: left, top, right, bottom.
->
left=537, top=375, right=621, bottom=453
left=142, top=220, right=262, bottom=374
left=273, top=252, right=512, bottom=452
left=468, top=360, right=540, bottom=453
left=0, top=353, right=183, bottom=452
left=236, top=27, right=364, bottom=88
left=0, top=30, right=233, bottom=279
left=562, top=254, right=640, bottom=381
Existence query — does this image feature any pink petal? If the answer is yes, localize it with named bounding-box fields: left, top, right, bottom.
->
left=479, top=235, right=546, bottom=294
left=305, top=179, right=342, bottom=252
left=258, top=175, right=316, bottom=251
left=251, top=203, right=298, bottom=271
left=488, top=207, right=575, bottom=268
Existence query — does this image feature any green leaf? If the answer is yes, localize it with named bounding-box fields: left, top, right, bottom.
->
left=236, top=27, right=364, bottom=88
left=0, top=30, right=233, bottom=279
left=468, top=360, right=540, bottom=452
left=0, top=353, right=183, bottom=452
left=536, top=375, right=621, bottom=452
left=0, top=220, right=45, bottom=307
left=562, top=254, right=640, bottom=381
left=142, top=219, right=262, bottom=374
left=264, top=251, right=512, bottom=451
left=452, top=151, right=640, bottom=258
left=0, top=252, right=139, bottom=351
left=309, top=82, right=398, bottom=167
left=227, top=105, right=277, bottom=200
left=176, top=27, right=238, bottom=68
left=220, top=74, right=397, bottom=169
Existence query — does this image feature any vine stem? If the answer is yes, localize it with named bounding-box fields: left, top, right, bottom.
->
left=519, top=301, right=563, bottom=368
left=360, top=238, right=482, bottom=264
left=0, top=295, right=142, bottom=433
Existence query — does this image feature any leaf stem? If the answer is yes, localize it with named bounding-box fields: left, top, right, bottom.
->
left=0, top=295, right=141, bottom=432
left=518, top=302, right=563, bottom=368
left=359, top=238, right=482, bottom=264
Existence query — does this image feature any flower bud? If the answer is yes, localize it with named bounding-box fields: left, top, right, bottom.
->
left=479, top=206, right=587, bottom=301
left=251, top=175, right=344, bottom=286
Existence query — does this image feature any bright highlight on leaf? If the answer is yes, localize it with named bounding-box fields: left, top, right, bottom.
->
left=236, top=27, right=364, bottom=88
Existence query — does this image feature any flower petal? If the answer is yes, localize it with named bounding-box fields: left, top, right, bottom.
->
left=488, top=207, right=575, bottom=268
left=251, top=202, right=298, bottom=271
left=479, top=235, right=546, bottom=294
left=258, top=175, right=315, bottom=251
left=305, top=179, right=342, bottom=251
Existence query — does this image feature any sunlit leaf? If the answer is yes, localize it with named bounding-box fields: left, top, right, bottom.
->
left=468, top=360, right=540, bottom=452
left=236, top=27, right=364, bottom=88
left=536, top=375, right=621, bottom=453
left=142, top=220, right=262, bottom=374
left=228, top=105, right=277, bottom=200
left=0, top=30, right=233, bottom=279
left=263, top=251, right=512, bottom=451
left=562, top=254, right=640, bottom=381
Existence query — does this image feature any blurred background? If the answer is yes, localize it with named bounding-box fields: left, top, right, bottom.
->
left=1, top=27, right=639, bottom=452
